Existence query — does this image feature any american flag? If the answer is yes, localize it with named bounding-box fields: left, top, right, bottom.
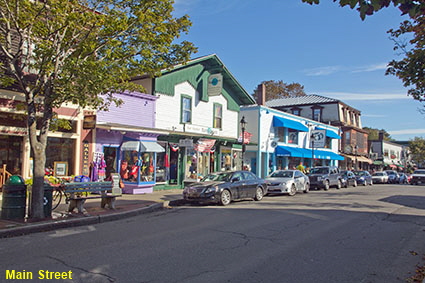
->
left=238, top=131, right=253, bottom=144
left=194, top=138, right=216, bottom=152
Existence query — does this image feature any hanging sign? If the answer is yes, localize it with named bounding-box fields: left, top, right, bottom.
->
left=179, top=139, right=193, bottom=147
left=310, top=130, right=326, bottom=148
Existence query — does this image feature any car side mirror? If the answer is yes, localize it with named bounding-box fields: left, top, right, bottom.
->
left=231, top=177, right=240, bottom=182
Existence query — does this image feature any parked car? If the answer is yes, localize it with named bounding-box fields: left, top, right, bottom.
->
left=265, top=170, right=310, bottom=196
left=398, top=173, right=409, bottom=184
left=308, top=166, right=342, bottom=190
left=385, top=170, right=400, bottom=184
left=410, top=169, right=425, bottom=185
left=182, top=171, right=267, bottom=206
left=353, top=170, right=373, bottom=186
left=340, top=170, right=357, bottom=188
left=371, top=171, right=389, bottom=184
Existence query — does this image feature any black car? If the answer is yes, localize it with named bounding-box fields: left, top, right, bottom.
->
left=183, top=171, right=267, bottom=206
left=340, top=170, right=357, bottom=188
left=353, top=170, right=373, bottom=186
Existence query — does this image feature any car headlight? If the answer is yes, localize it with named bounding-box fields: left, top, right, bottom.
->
left=317, top=176, right=322, bottom=181
left=281, top=182, right=287, bottom=186
left=204, top=186, right=218, bottom=194
left=360, top=177, right=365, bottom=180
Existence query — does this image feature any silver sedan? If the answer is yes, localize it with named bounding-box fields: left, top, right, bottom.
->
left=265, top=170, right=310, bottom=196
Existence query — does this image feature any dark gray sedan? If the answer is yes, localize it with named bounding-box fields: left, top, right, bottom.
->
left=183, top=171, right=267, bottom=206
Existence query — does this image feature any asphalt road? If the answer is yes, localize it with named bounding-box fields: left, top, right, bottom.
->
left=1, top=184, right=425, bottom=283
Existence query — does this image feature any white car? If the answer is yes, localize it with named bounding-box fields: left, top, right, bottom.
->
left=372, top=171, right=389, bottom=184
left=265, top=170, right=310, bottom=196
left=410, top=169, right=425, bottom=185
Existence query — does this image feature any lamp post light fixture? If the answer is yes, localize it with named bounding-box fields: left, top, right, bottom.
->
left=240, top=116, right=247, bottom=170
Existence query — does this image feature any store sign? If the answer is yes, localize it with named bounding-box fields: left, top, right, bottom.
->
left=82, top=141, right=90, bottom=176
left=208, top=73, right=223, bottom=96
left=185, top=124, right=219, bottom=136
left=310, top=130, right=326, bottom=148
left=83, top=115, right=96, bottom=129
left=179, top=139, right=193, bottom=147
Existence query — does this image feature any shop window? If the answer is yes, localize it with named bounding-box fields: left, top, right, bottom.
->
left=156, top=142, right=167, bottom=183
left=120, top=150, right=154, bottom=183
left=221, top=148, right=232, bottom=171
left=275, top=127, right=285, bottom=142
left=181, top=95, right=192, bottom=124
left=213, top=103, right=222, bottom=129
left=384, top=149, right=389, bottom=157
left=288, top=129, right=298, bottom=144
left=0, top=135, right=23, bottom=175
left=45, top=137, right=76, bottom=176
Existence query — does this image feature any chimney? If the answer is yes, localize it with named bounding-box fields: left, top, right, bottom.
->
left=378, top=131, right=384, bottom=141
left=256, top=83, right=266, bottom=106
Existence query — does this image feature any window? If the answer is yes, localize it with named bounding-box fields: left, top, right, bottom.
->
left=181, top=95, right=192, bottom=124
left=312, top=108, right=322, bottom=121
left=288, top=129, right=298, bottom=144
left=213, top=103, right=222, bottom=129
left=291, top=108, right=301, bottom=116
left=276, top=127, right=285, bottom=142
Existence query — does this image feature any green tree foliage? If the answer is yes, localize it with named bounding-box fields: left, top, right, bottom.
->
left=302, top=0, right=425, bottom=99
left=0, top=0, right=197, bottom=219
left=363, top=127, right=393, bottom=141
left=409, top=137, right=425, bottom=166
left=253, top=80, right=306, bottom=102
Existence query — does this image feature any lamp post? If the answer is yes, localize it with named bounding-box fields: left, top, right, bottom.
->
left=354, top=145, right=358, bottom=170
left=240, top=116, right=247, bottom=170
left=311, top=132, right=315, bottom=168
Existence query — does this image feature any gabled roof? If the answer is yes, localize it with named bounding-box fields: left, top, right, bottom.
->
left=266, top=94, right=339, bottom=107
left=155, top=54, right=255, bottom=108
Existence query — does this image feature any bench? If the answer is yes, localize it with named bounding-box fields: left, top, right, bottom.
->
left=62, top=181, right=122, bottom=214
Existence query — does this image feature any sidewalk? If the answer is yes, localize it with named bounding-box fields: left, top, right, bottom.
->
left=0, top=189, right=184, bottom=238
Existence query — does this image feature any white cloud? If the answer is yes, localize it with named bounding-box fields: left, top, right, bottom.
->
left=352, top=63, right=388, bottom=73
left=303, top=66, right=341, bottom=76
left=388, top=129, right=425, bottom=136
left=320, top=91, right=409, bottom=101
left=362, top=114, right=387, bottom=118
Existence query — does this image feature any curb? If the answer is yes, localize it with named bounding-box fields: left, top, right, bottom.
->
left=0, top=202, right=166, bottom=239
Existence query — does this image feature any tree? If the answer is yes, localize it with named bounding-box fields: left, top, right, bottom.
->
left=302, top=0, right=425, bottom=99
left=253, top=80, right=306, bottom=102
left=409, top=137, right=425, bottom=166
left=0, top=0, right=197, bottom=220
left=363, top=127, right=393, bottom=141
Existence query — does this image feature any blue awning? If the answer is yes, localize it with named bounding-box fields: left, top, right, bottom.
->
left=275, top=146, right=305, bottom=157
left=313, top=149, right=344, bottom=160
left=273, top=116, right=308, bottom=132
left=316, top=127, right=341, bottom=139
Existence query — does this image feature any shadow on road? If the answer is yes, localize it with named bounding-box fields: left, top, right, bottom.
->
left=380, top=195, right=425, bottom=210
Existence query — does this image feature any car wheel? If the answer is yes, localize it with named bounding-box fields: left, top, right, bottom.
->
left=220, top=190, right=231, bottom=206
left=254, top=187, right=264, bottom=201
left=304, top=183, right=310, bottom=193
left=324, top=180, right=330, bottom=191
left=288, top=184, right=296, bottom=196
left=336, top=180, right=341, bottom=190
left=353, top=180, right=357, bottom=187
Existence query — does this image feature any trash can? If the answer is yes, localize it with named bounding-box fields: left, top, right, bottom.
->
left=1, top=175, right=27, bottom=221
left=43, top=184, right=53, bottom=218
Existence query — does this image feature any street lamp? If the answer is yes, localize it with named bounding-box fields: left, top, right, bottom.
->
left=354, top=144, right=358, bottom=170
left=240, top=116, right=247, bottom=170
left=310, top=132, right=315, bottom=168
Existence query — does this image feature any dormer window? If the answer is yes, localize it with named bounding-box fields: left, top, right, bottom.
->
left=311, top=106, right=323, bottom=122
left=291, top=107, right=301, bottom=116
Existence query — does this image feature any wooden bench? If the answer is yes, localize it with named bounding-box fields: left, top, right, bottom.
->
left=62, top=181, right=122, bottom=214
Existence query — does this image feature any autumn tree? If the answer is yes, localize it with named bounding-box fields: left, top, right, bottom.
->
left=253, top=80, right=306, bottom=102
left=302, top=0, right=425, bottom=99
left=0, top=0, right=196, bottom=219
left=409, top=137, right=425, bottom=166
left=363, top=127, right=393, bottom=141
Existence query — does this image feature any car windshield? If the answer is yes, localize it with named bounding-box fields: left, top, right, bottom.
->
left=269, top=171, right=294, bottom=178
left=201, top=172, right=233, bottom=182
left=354, top=171, right=365, bottom=176
left=310, top=168, right=329, bottom=174
left=414, top=170, right=425, bottom=174
left=373, top=172, right=384, bottom=176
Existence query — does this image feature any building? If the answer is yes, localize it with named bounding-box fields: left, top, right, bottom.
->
left=266, top=94, right=371, bottom=170
left=133, top=54, right=255, bottom=188
left=369, top=134, right=412, bottom=172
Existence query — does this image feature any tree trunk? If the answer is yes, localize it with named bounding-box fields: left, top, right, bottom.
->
left=30, top=147, right=46, bottom=220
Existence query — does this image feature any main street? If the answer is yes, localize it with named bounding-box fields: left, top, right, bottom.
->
left=2, top=184, right=425, bottom=283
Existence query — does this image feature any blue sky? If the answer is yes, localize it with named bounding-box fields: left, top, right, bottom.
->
left=173, top=0, right=425, bottom=141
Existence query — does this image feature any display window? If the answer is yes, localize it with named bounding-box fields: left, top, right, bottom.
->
left=155, top=142, right=168, bottom=183
left=120, top=150, right=155, bottom=183
left=0, top=135, right=23, bottom=175
left=221, top=147, right=232, bottom=171
left=288, top=129, right=298, bottom=144
left=45, top=137, right=75, bottom=176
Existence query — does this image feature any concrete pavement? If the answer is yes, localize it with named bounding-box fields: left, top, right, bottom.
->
left=0, top=188, right=185, bottom=238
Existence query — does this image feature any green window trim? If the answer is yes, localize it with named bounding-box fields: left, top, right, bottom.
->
left=180, top=94, right=192, bottom=124
left=213, top=103, right=223, bottom=129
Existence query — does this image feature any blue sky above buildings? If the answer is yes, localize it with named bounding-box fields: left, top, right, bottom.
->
left=173, top=0, right=425, bottom=141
